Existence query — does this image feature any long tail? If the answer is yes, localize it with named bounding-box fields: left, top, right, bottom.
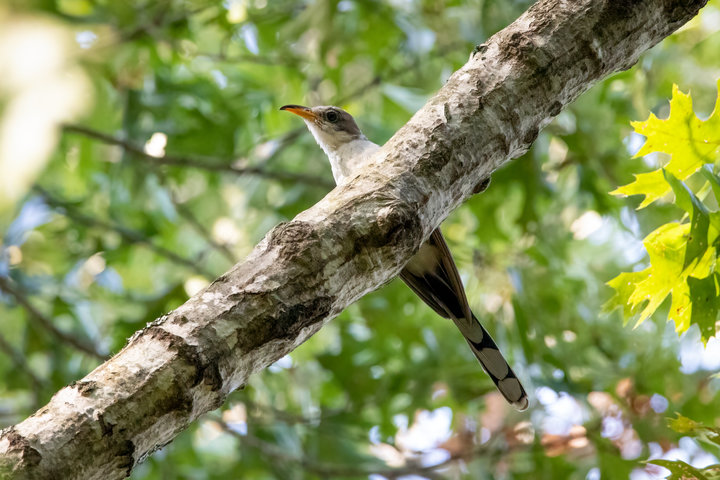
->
left=453, top=314, right=528, bottom=410
left=400, top=228, right=528, bottom=410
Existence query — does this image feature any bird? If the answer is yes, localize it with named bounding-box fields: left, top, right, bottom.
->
left=280, top=104, right=529, bottom=410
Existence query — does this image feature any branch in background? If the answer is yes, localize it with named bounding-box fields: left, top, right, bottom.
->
left=149, top=168, right=239, bottom=266
left=236, top=397, right=374, bottom=446
left=63, top=42, right=448, bottom=195
left=0, top=277, right=106, bottom=361
left=119, top=5, right=218, bottom=45
left=332, top=49, right=434, bottom=106
left=0, top=331, right=46, bottom=398
left=201, top=39, right=457, bottom=107
left=173, top=199, right=238, bottom=265
left=61, top=124, right=335, bottom=189
left=215, top=418, right=508, bottom=479
left=34, top=187, right=216, bottom=278
left=198, top=51, right=302, bottom=66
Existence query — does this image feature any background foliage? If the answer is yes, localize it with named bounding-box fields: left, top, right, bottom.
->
left=1, top=1, right=720, bottom=479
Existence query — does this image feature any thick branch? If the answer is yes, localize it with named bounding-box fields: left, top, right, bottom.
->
left=0, top=0, right=707, bottom=478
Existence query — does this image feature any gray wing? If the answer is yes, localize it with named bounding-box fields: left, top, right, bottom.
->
left=399, top=229, right=528, bottom=410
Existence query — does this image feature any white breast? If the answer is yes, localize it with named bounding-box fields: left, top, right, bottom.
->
left=326, top=139, right=380, bottom=184
left=304, top=120, right=381, bottom=184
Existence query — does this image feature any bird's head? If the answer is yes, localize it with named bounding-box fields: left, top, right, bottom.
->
left=280, top=104, right=365, bottom=154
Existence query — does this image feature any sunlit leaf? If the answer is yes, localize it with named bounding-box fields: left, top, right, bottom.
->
left=611, top=81, right=720, bottom=208
left=608, top=83, right=720, bottom=341
left=611, top=169, right=669, bottom=209
left=606, top=219, right=716, bottom=334
left=604, top=270, right=649, bottom=320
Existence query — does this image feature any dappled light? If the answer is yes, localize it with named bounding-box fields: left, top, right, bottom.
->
left=1, top=0, right=720, bottom=479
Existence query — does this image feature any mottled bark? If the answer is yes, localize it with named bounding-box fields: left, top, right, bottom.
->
left=0, top=0, right=707, bottom=478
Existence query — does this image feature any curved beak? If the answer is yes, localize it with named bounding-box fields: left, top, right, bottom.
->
left=279, top=104, right=317, bottom=121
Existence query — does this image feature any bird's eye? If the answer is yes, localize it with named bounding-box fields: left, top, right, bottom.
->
left=326, top=110, right=339, bottom=123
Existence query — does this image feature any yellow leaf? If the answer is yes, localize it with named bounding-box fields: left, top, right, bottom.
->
left=607, top=221, right=715, bottom=331
left=612, top=81, right=720, bottom=207
left=610, top=170, right=668, bottom=209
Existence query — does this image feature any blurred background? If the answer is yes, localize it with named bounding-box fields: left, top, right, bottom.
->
left=1, top=0, right=720, bottom=478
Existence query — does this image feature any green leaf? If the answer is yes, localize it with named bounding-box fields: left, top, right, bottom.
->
left=663, top=170, right=710, bottom=268
left=604, top=270, right=650, bottom=320
left=608, top=84, right=720, bottom=341
left=668, top=413, right=720, bottom=447
left=605, top=221, right=715, bottom=332
left=700, top=166, right=720, bottom=208
left=611, top=81, right=720, bottom=208
left=649, top=459, right=710, bottom=480
left=612, top=169, right=669, bottom=209
left=688, top=275, right=720, bottom=344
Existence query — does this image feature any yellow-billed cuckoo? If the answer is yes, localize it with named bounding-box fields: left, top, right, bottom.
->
left=281, top=104, right=529, bottom=410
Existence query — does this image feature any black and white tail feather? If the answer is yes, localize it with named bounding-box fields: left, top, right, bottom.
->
left=400, top=229, right=529, bottom=410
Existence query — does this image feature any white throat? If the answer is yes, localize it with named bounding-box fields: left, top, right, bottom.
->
left=325, top=138, right=380, bottom=184
left=305, top=122, right=380, bottom=184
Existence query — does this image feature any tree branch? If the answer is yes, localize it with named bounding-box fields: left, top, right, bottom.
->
left=0, top=332, right=46, bottom=400
left=215, top=418, right=510, bottom=478
left=62, top=124, right=335, bottom=188
left=0, top=0, right=707, bottom=478
left=34, top=187, right=216, bottom=278
left=173, top=199, right=238, bottom=265
left=0, top=277, right=106, bottom=361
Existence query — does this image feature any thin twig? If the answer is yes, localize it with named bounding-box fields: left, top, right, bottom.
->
left=136, top=170, right=229, bottom=270
left=194, top=51, right=294, bottom=66
left=332, top=41, right=468, bottom=106
left=34, top=187, right=215, bottom=278
left=119, top=4, right=217, bottom=44
left=214, top=418, right=506, bottom=479
left=174, top=199, right=238, bottom=265
left=61, top=124, right=334, bottom=189
left=0, top=330, right=46, bottom=394
left=0, top=276, right=106, bottom=360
